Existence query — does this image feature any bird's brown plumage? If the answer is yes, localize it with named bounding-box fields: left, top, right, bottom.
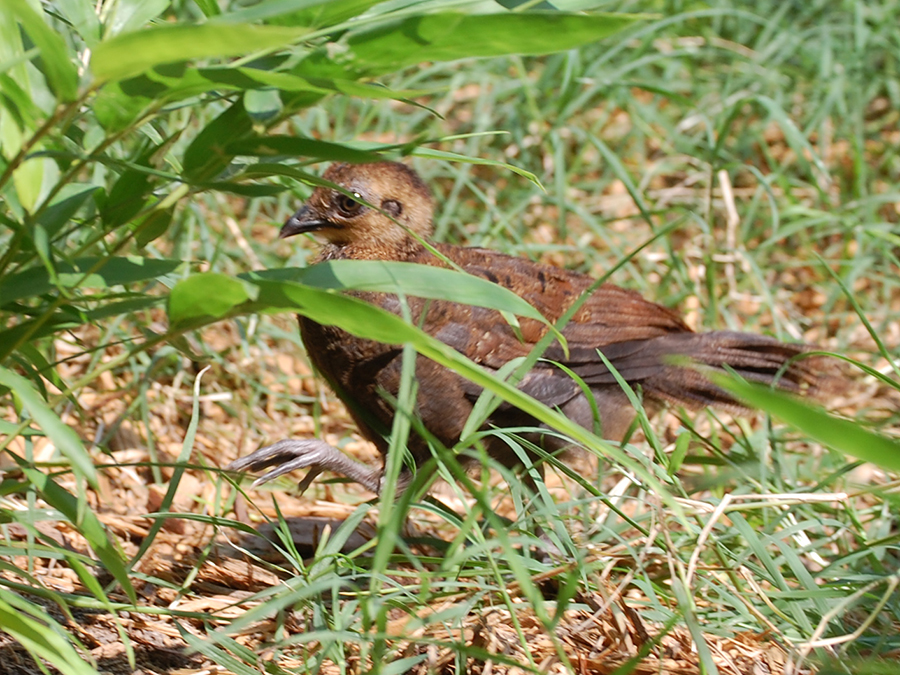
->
left=229, top=161, right=832, bottom=493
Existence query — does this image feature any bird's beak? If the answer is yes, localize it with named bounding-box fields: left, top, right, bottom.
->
left=280, top=205, right=330, bottom=239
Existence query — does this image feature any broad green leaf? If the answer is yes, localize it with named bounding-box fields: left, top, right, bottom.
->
left=716, top=374, right=900, bottom=473
left=198, top=66, right=330, bottom=93
left=25, top=158, right=61, bottom=215
left=167, top=273, right=258, bottom=330
left=0, top=257, right=182, bottom=306
left=195, top=181, right=288, bottom=197
left=37, top=184, right=101, bottom=237
left=202, top=66, right=429, bottom=99
left=244, top=88, right=282, bottom=122
left=91, top=22, right=313, bottom=82
left=0, top=420, right=42, bottom=437
left=0, top=12, right=59, bottom=216
left=87, top=65, right=364, bottom=113
left=12, top=342, right=66, bottom=394
left=0, top=72, right=44, bottom=128
left=101, top=167, right=152, bottom=228
left=11, top=154, right=51, bottom=215
left=243, top=261, right=551, bottom=326
left=0, top=367, right=97, bottom=486
left=94, top=65, right=402, bottom=111
left=239, top=162, right=325, bottom=186
left=91, top=81, right=152, bottom=131
left=182, top=100, right=254, bottom=182
left=3, top=0, right=79, bottom=101
left=342, top=12, right=643, bottom=77
left=134, top=206, right=175, bottom=247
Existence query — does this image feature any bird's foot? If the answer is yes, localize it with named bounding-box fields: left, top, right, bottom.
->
left=227, top=438, right=384, bottom=495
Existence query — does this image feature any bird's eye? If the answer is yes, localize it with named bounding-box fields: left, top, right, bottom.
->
left=335, top=192, right=363, bottom=216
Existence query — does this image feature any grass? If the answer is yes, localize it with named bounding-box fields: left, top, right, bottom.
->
left=1, top=1, right=899, bottom=674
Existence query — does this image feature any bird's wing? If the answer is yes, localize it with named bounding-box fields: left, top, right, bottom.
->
left=423, top=244, right=691, bottom=359
left=400, top=244, right=696, bottom=407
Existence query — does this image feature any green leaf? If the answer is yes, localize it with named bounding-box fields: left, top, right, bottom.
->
left=167, top=273, right=258, bottom=330
left=215, top=0, right=382, bottom=28
left=0, top=72, right=44, bottom=128
left=243, top=260, right=551, bottom=326
left=20, top=463, right=136, bottom=605
left=55, top=0, right=102, bottom=46
left=0, top=297, right=163, bottom=355
left=4, top=0, right=79, bottom=101
left=182, top=100, right=254, bottom=182
left=0, top=257, right=182, bottom=307
left=411, top=147, right=542, bottom=188
left=91, top=81, right=151, bottom=131
left=195, top=181, right=288, bottom=197
left=0, top=420, right=43, bottom=437
left=342, top=12, right=643, bottom=77
left=244, top=88, right=282, bottom=122
left=134, top=206, right=175, bottom=247
left=100, top=168, right=151, bottom=228
left=0, top=367, right=97, bottom=487
left=226, top=135, right=386, bottom=163
left=0, top=590, right=98, bottom=675
left=193, top=0, right=221, bottom=18
left=91, top=22, right=313, bottom=82
left=104, top=0, right=170, bottom=37
left=37, top=184, right=101, bottom=237
left=92, top=65, right=419, bottom=112
left=715, top=374, right=900, bottom=473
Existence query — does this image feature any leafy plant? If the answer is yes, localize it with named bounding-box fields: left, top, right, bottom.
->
left=0, top=0, right=646, bottom=672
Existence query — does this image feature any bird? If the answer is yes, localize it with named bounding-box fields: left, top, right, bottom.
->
left=228, top=161, right=832, bottom=495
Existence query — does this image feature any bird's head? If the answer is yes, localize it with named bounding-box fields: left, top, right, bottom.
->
left=280, top=161, right=435, bottom=255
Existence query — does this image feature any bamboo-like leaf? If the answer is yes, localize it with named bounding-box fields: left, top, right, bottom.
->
left=91, top=23, right=312, bottom=82
left=0, top=257, right=182, bottom=307
left=342, top=12, right=644, bottom=77
left=167, top=273, right=257, bottom=330
left=4, top=0, right=79, bottom=101
left=243, top=261, right=550, bottom=326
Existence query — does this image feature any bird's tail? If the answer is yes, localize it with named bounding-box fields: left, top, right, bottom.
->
left=640, top=331, right=833, bottom=410
left=582, top=331, right=837, bottom=412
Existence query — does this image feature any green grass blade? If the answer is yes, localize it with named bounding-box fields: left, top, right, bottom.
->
left=715, top=374, right=900, bottom=473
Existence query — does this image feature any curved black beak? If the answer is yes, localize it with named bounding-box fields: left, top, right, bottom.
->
left=280, top=205, right=330, bottom=239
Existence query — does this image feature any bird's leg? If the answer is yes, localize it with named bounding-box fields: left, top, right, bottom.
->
left=227, top=439, right=386, bottom=495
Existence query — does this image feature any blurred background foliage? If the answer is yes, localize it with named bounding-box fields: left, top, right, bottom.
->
left=0, top=0, right=899, bottom=673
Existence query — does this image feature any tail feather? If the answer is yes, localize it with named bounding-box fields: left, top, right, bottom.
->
left=584, top=331, right=833, bottom=411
